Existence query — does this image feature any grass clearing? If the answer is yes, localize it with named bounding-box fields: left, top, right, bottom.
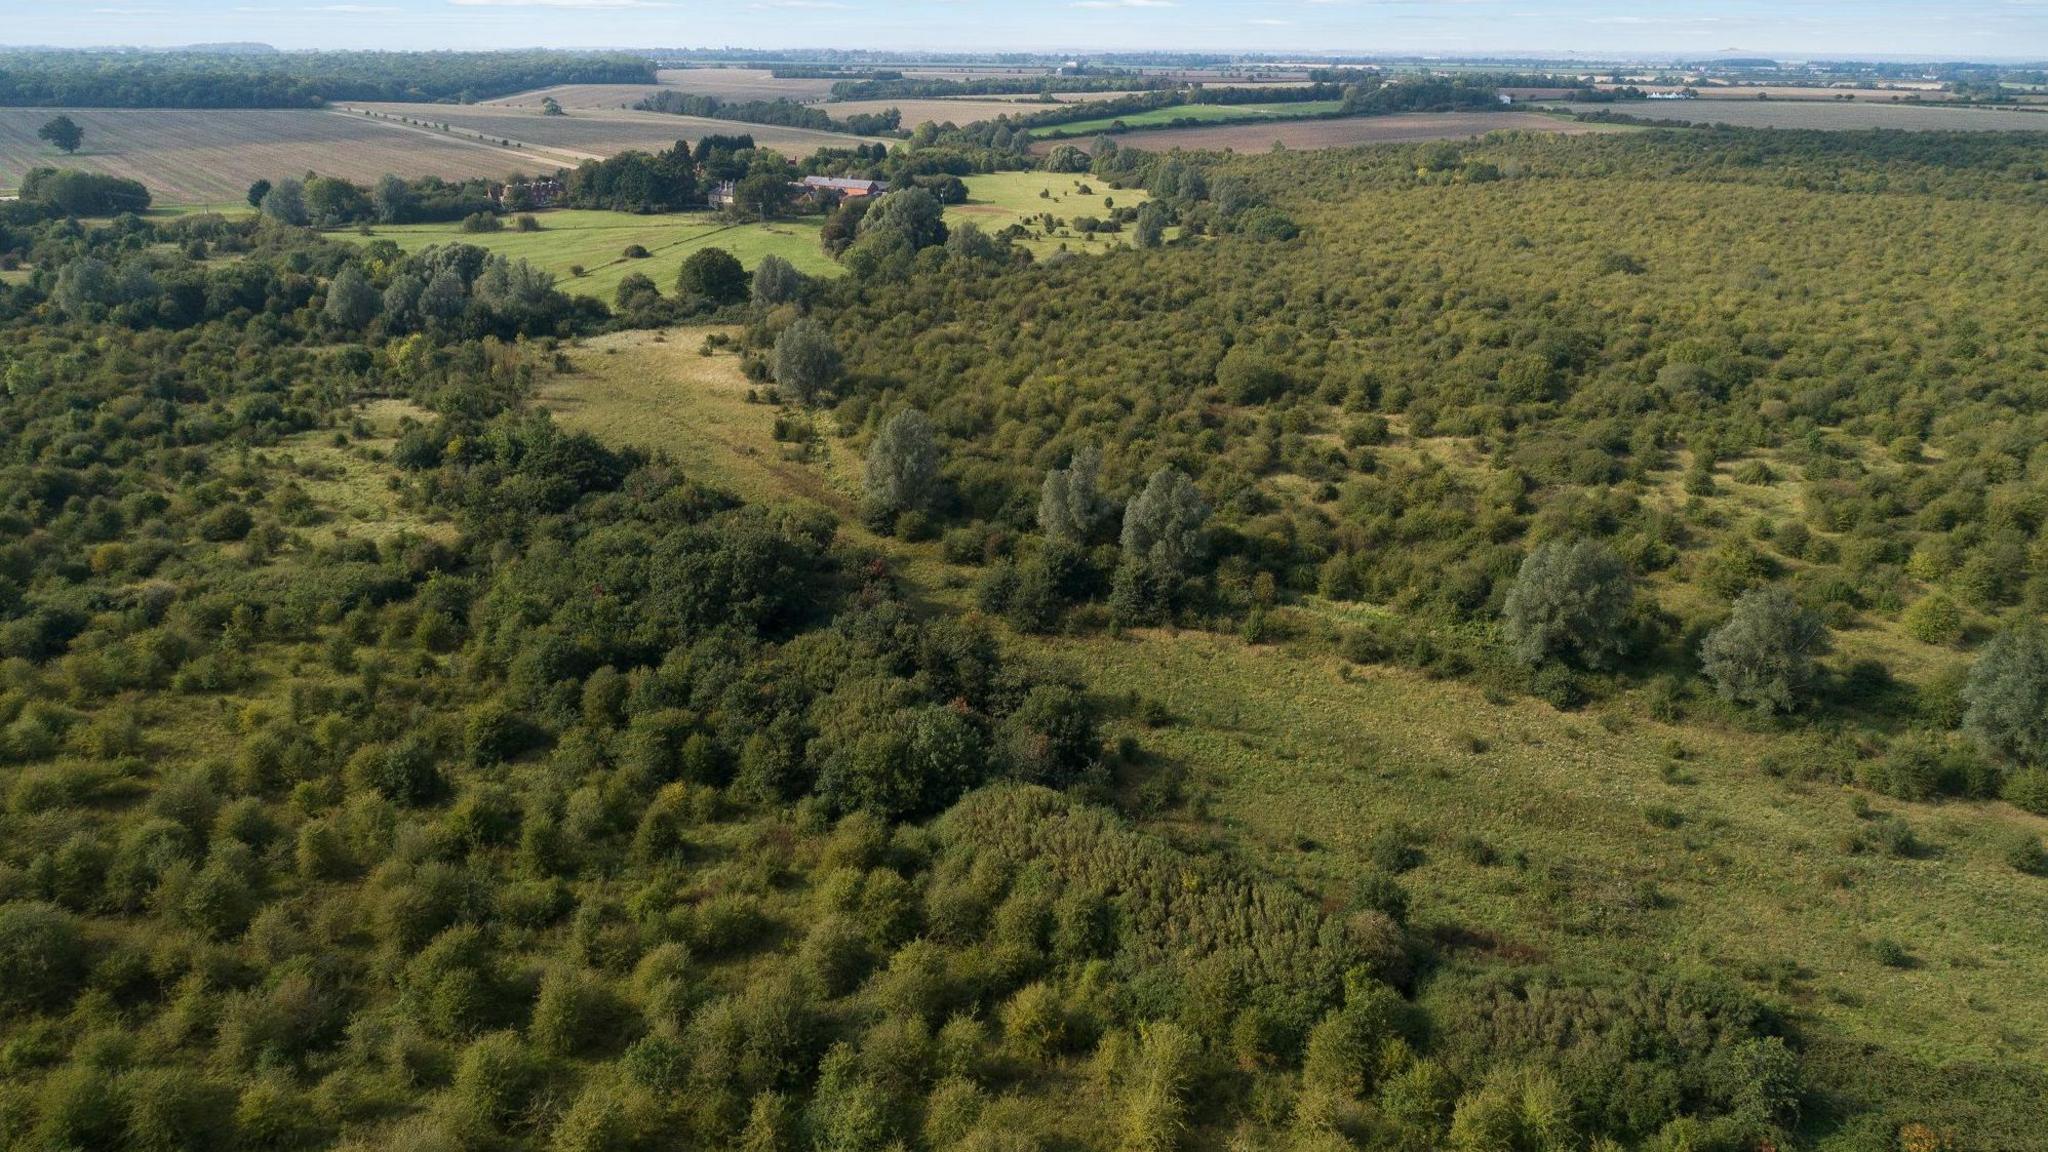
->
left=266, top=398, right=454, bottom=548
left=360, top=209, right=840, bottom=299
left=348, top=171, right=1144, bottom=298
left=1055, top=628, right=2048, bottom=1070
left=946, top=170, right=1155, bottom=256
left=535, top=325, right=2048, bottom=1128
left=538, top=328, right=971, bottom=597
left=541, top=328, right=856, bottom=514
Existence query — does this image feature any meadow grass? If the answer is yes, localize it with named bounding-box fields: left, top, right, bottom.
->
left=946, top=170, right=1157, bottom=256
left=534, top=325, right=2048, bottom=1113
left=354, top=170, right=1137, bottom=297
left=361, top=210, right=840, bottom=301
left=266, top=398, right=456, bottom=548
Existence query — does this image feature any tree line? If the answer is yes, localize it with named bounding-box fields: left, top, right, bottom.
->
left=634, top=91, right=903, bottom=137
left=0, top=49, right=655, bottom=108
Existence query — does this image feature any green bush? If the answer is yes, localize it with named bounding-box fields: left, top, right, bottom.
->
left=1964, top=622, right=2048, bottom=767
left=1699, top=588, right=1830, bottom=714
left=1116, top=1022, right=1198, bottom=1152
left=530, top=967, right=632, bottom=1057
left=2005, top=767, right=2048, bottom=815
left=232, top=1074, right=323, bottom=1152
left=0, top=901, right=86, bottom=1014
left=123, top=1067, right=236, bottom=1152
left=798, top=914, right=873, bottom=998
left=2003, top=832, right=2048, bottom=876
left=1501, top=538, right=1635, bottom=670
left=677, top=247, right=748, bottom=306
left=1903, top=592, right=1963, bottom=645
left=550, top=1080, right=656, bottom=1152
left=34, top=1063, right=126, bottom=1150
left=450, top=1031, right=550, bottom=1137
left=1001, top=982, right=1068, bottom=1064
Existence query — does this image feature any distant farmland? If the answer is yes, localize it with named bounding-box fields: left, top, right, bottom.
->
left=1559, top=100, right=2048, bottom=131
left=651, top=67, right=841, bottom=103
left=348, top=102, right=877, bottom=160
left=823, top=98, right=1081, bottom=129
left=1029, top=111, right=1619, bottom=154
left=481, top=68, right=838, bottom=112
left=0, top=108, right=536, bottom=204
left=1036, top=100, right=1347, bottom=140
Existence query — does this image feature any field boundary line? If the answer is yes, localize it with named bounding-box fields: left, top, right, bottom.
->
left=327, top=107, right=592, bottom=171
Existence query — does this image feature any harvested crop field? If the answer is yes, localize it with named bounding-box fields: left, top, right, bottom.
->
left=1558, top=100, right=2048, bottom=131
left=653, top=67, right=840, bottom=102
left=823, top=98, right=1064, bottom=128
left=0, top=107, right=533, bottom=204
left=348, top=102, right=876, bottom=160
left=1027, top=111, right=1618, bottom=154
left=1610, top=84, right=1963, bottom=101
left=484, top=68, right=837, bottom=112
left=482, top=84, right=663, bottom=113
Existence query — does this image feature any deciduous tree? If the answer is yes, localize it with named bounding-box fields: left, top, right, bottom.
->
left=1502, top=538, right=1635, bottom=670
left=1700, top=588, right=1829, bottom=713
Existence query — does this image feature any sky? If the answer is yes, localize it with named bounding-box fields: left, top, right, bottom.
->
left=11, top=0, right=2048, bottom=59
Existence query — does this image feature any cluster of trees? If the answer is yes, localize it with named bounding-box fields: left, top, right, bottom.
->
left=245, top=173, right=503, bottom=228
left=0, top=202, right=600, bottom=340
left=751, top=127, right=2048, bottom=825
left=7, top=168, right=151, bottom=220
left=633, top=91, right=901, bottom=136
left=0, top=49, right=655, bottom=107
left=556, top=135, right=798, bottom=216
left=0, top=187, right=1824, bottom=1151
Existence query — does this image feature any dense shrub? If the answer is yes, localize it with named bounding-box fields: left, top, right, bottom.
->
left=1700, top=588, right=1830, bottom=714
left=0, top=901, right=86, bottom=1014
left=1502, top=538, right=1635, bottom=670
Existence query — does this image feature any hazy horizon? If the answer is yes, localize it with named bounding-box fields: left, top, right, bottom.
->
left=9, top=1, right=2048, bottom=60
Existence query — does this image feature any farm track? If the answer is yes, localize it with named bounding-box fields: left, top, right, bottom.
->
left=330, top=107, right=598, bottom=167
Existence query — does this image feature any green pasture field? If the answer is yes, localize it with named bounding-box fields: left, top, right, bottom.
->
left=360, top=209, right=840, bottom=300
left=945, top=170, right=1157, bottom=255
left=363, top=172, right=1157, bottom=291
